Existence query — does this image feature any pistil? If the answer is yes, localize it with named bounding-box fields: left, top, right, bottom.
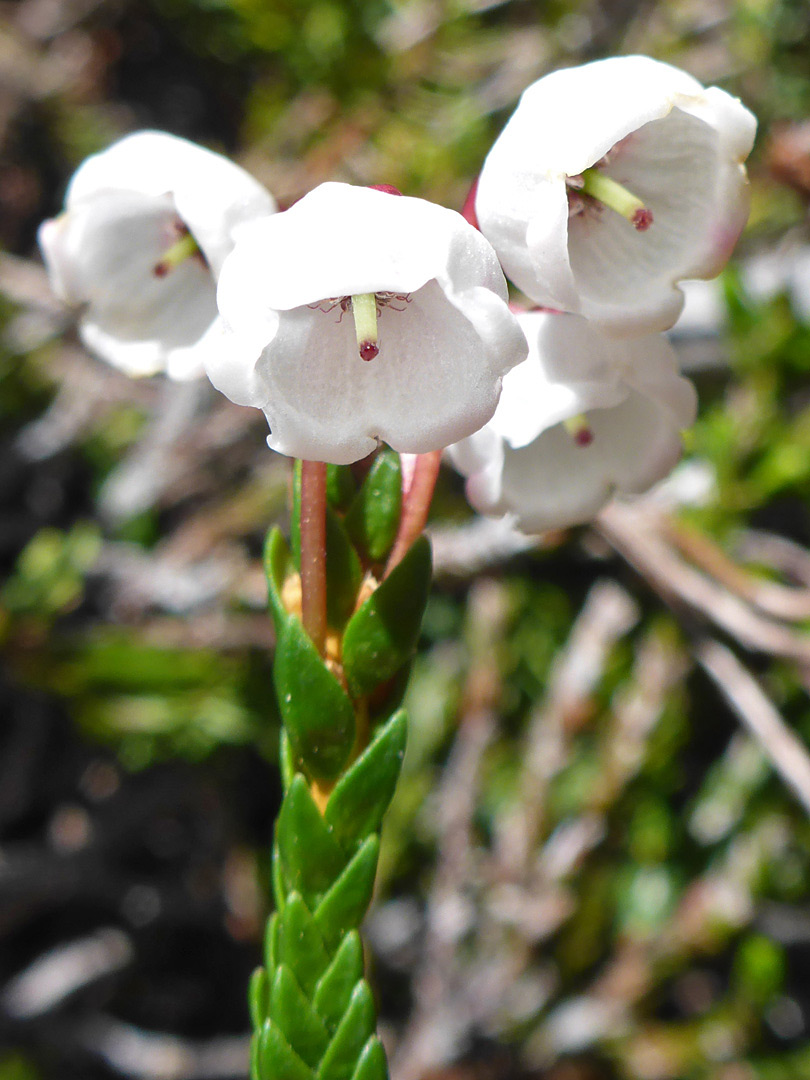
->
left=352, top=292, right=380, bottom=361
left=153, top=231, right=201, bottom=277
left=579, top=169, right=653, bottom=231
left=564, top=413, right=594, bottom=447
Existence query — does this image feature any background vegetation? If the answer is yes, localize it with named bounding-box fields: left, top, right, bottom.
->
left=1, top=1, right=810, bottom=1077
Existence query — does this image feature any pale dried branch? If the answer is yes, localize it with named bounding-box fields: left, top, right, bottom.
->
left=393, top=579, right=508, bottom=1080
left=2, top=928, right=132, bottom=1019
left=696, top=637, right=810, bottom=817
left=79, top=1016, right=250, bottom=1080
left=598, top=501, right=810, bottom=664
left=663, top=515, right=810, bottom=622
left=494, top=579, right=639, bottom=876
left=428, top=516, right=539, bottom=579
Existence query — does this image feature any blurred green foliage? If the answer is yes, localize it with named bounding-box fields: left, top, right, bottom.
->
left=3, top=0, right=810, bottom=1077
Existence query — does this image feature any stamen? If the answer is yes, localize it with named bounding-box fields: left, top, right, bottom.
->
left=153, top=231, right=200, bottom=277
left=579, top=169, right=653, bottom=231
left=563, top=414, right=594, bottom=447
left=352, top=292, right=379, bottom=361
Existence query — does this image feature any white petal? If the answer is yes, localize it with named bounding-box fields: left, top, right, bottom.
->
left=251, top=278, right=520, bottom=464
left=475, top=57, right=756, bottom=332
left=497, top=385, right=686, bottom=531
left=566, top=108, right=718, bottom=333
left=205, top=319, right=278, bottom=410
left=488, top=311, right=680, bottom=447
left=624, top=349, right=698, bottom=429
left=681, top=86, right=757, bottom=164
left=220, top=183, right=507, bottom=312
left=448, top=317, right=697, bottom=533
left=40, top=190, right=219, bottom=375
left=211, top=182, right=527, bottom=463
left=477, top=169, right=579, bottom=311
left=65, top=131, right=276, bottom=274
left=477, top=57, right=706, bottom=196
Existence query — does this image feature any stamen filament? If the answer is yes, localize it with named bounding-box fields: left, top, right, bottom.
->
left=579, top=168, right=653, bottom=231
left=352, top=293, right=379, bottom=361
left=153, top=232, right=200, bottom=277
left=564, top=413, right=594, bottom=447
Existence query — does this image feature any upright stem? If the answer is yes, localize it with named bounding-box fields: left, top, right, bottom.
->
left=299, top=459, right=328, bottom=655
left=385, top=450, right=442, bottom=576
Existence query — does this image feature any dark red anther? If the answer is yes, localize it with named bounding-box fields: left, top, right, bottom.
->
left=574, top=427, right=594, bottom=448
left=632, top=207, right=654, bottom=232
left=153, top=262, right=169, bottom=278
left=369, top=184, right=403, bottom=196
left=359, top=341, right=379, bottom=361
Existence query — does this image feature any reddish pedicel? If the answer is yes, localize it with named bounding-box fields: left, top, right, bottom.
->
left=461, top=176, right=480, bottom=230
left=369, top=184, right=403, bottom=196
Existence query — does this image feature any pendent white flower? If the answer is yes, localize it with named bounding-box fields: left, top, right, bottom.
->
left=38, top=131, right=276, bottom=380
left=475, top=56, right=757, bottom=337
left=447, top=311, right=698, bottom=533
left=207, top=182, right=528, bottom=465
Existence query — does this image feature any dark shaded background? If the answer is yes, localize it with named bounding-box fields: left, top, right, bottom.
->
left=2, top=1, right=810, bottom=1078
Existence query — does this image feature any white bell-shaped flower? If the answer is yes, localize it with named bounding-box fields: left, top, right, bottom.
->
left=207, top=182, right=528, bottom=465
left=447, top=311, right=698, bottom=533
left=38, top=131, right=276, bottom=380
left=476, top=56, right=757, bottom=337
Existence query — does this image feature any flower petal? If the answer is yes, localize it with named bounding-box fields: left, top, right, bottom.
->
left=65, top=131, right=276, bottom=274
left=515, top=56, right=707, bottom=178
left=491, top=385, right=687, bottom=532
left=40, top=190, right=219, bottom=376
left=476, top=56, right=756, bottom=334
left=448, top=314, right=697, bottom=533
left=222, top=183, right=507, bottom=311
left=249, top=278, right=519, bottom=464
left=488, top=311, right=679, bottom=447
left=212, top=182, right=527, bottom=463
left=567, top=108, right=720, bottom=333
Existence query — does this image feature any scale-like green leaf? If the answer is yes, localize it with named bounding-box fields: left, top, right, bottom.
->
left=280, top=730, right=296, bottom=790
left=325, top=508, right=363, bottom=630
left=342, top=538, right=431, bottom=699
left=326, top=464, right=357, bottom=512
left=250, top=1031, right=261, bottom=1080
left=345, top=451, right=401, bottom=564
left=274, top=618, right=356, bottom=780
left=350, top=1038, right=388, bottom=1080
left=277, top=774, right=346, bottom=906
left=263, top=529, right=295, bottom=632
left=277, top=892, right=329, bottom=997
left=325, top=710, right=407, bottom=851
left=314, top=836, right=379, bottom=952
left=270, top=965, right=330, bottom=1067
left=264, top=913, right=280, bottom=973
left=249, top=967, right=269, bottom=1030
left=259, top=1019, right=315, bottom=1080
left=272, top=844, right=287, bottom=912
left=317, top=982, right=377, bottom=1080
left=313, top=932, right=365, bottom=1032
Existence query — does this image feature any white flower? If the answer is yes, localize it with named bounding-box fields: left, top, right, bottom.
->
left=447, top=311, right=698, bottom=533
left=38, top=131, right=276, bottom=380
left=475, top=56, right=757, bottom=337
left=207, top=182, right=528, bottom=465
